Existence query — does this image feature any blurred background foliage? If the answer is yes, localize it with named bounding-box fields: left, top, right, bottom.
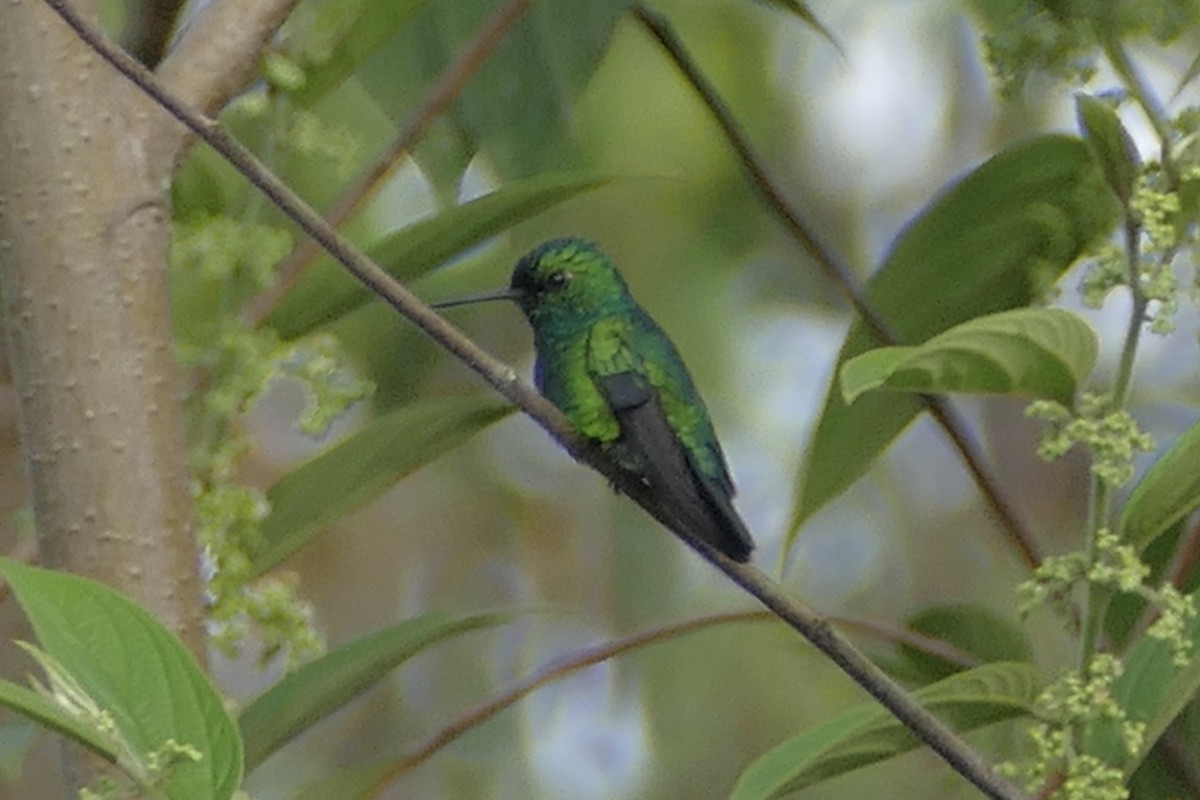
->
left=3, top=0, right=1200, bottom=798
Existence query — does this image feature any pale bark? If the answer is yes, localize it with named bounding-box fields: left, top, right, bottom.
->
left=0, top=0, right=205, bottom=653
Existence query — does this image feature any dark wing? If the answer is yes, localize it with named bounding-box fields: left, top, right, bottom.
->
left=597, top=371, right=753, bottom=562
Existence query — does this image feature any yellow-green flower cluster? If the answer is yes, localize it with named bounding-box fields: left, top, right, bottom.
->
left=1026, top=395, right=1154, bottom=488
left=1004, top=655, right=1142, bottom=800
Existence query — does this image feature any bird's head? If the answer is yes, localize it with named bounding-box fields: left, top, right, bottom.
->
left=431, top=238, right=634, bottom=333
left=507, top=238, right=633, bottom=328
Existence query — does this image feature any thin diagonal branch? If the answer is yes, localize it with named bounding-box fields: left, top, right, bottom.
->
left=40, top=3, right=1030, bottom=797
left=242, top=0, right=535, bottom=327
left=632, top=4, right=1041, bottom=571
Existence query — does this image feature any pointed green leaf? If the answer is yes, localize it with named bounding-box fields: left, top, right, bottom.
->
left=1075, top=94, right=1140, bottom=204
left=898, top=604, right=1034, bottom=682
left=1084, top=589, right=1200, bottom=772
left=1120, top=419, right=1200, bottom=551
left=840, top=308, right=1097, bottom=405
left=357, top=1, right=632, bottom=184
left=251, top=395, right=513, bottom=576
left=792, top=135, right=1118, bottom=539
left=731, top=662, right=1039, bottom=799
left=0, top=677, right=117, bottom=762
left=0, top=559, right=242, bottom=800
left=285, top=0, right=429, bottom=107
left=267, top=172, right=614, bottom=339
left=241, top=611, right=510, bottom=771
left=1174, top=50, right=1200, bottom=99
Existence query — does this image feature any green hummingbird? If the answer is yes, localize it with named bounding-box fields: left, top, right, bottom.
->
left=433, top=238, right=754, bottom=562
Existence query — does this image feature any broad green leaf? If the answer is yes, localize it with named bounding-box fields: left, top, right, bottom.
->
left=1085, top=589, right=1200, bottom=772
left=241, top=611, right=509, bottom=771
left=251, top=395, right=513, bottom=576
left=1105, top=520, right=1190, bottom=649
left=0, top=677, right=116, bottom=762
left=284, top=0, right=429, bottom=107
left=358, top=0, right=632, bottom=185
left=840, top=308, right=1097, bottom=405
left=1075, top=94, right=1140, bottom=204
left=898, top=604, right=1034, bottom=682
left=1120, top=419, right=1200, bottom=551
left=731, top=662, right=1039, bottom=799
left=0, top=559, right=242, bottom=800
left=267, top=172, right=613, bottom=339
left=792, top=135, right=1118, bottom=539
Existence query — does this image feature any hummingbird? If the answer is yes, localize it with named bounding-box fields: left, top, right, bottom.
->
left=432, top=238, right=754, bottom=562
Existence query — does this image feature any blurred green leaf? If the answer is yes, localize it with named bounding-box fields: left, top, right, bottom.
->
left=791, top=135, right=1118, bottom=541
left=1174, top=50, right=1200, bottom=98
left=295, top=763, right=393, bottom=800
left=241, top=611, right=510, bottom=771
left=285, top=0, right=429, bottom=107
left=0, top=559, right=242, bottom=800
left=840, top=308, right=1096, bottom=406
left=1120, top=419, right=1200, bottom=551
left=1075, top=93, right=1140, bottom=204
left=731, top=662, right=1039, bottom=799
left=267, top=172, right=614, bottom=339
left=358, top=0, right=632, bottom=185
left=751, top=0, right=845, bottom=57
left=1085, top=589, right=1200, bottom=773
left=1105, top=520, right=1189, bottom=649
left=898, top=605, right=1034, bottom=682
left=251, top=395, right=514, bottom=576
left=0, top=679, right=116, bottom=764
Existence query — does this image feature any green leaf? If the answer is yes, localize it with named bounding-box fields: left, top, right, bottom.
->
left=285, top=0, right=429, bottom=107
left=0, top=677, right=117, bottom=762
left=1120, top=419, right=1200, bottom=551
left=840, top=308, right=1097, bottom=405
left=266, top=172, right=614, bottom=339
left=731, top=662, right=1039, bottom=799
left=898, top=605, right=1034, bottom=682
left=792, top=135, right=1118, bottom=539
left=751, top=0, right=845, bottom=57
left=295, top=763, right=393, bottom=800
left=251, top=395, right=514, bottom=576
left=1086, top=590, right=1200, bottom=772
left=240, top=611, right=509, bottom=771
left=0, top=559, right=242, bottom=800
left=1075, top=93, right=1140, bottom=204
left=358, top=1, right=632, bottom=184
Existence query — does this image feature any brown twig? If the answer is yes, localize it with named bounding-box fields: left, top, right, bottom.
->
left=631, top=4, right=1041, bottom=571
left=242, top=0, right=535, bottom=327
left=40, top=3, right=1031, bottom=797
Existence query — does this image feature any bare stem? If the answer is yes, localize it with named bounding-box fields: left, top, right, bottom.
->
left=631, top=4, right=1041, bottom=571
left=40, top=2, right=1031, bottom=797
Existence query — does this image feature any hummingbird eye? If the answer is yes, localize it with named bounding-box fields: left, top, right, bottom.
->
left=544, top=271, right=570, bottom=291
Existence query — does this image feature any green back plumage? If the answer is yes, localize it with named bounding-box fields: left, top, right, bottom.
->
left=510, top=239, right=734, bottom=494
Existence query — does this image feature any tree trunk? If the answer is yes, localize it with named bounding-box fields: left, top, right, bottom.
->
left=0, top=0, right=205, bottom=792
